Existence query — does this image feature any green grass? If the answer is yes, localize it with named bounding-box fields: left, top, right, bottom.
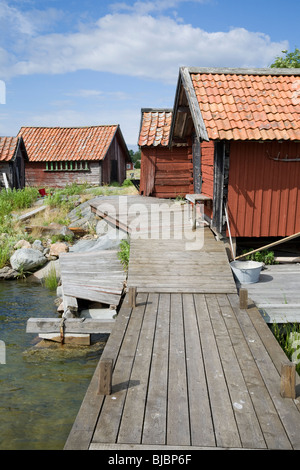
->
left=270, top=322, right=300, bottom=374
left=118, top=240, right=130, bottom=271
left=43, top=263, right=58, bottom=290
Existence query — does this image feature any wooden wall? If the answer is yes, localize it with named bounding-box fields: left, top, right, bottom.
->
left=227, top=141, right=300, bottom=237
left=140, top=146, right=194, bottom=198
left=101, top=133, right=127, bottom=185
left=25, top=161, right=101, bottom=188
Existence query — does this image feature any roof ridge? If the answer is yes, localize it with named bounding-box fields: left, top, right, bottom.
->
left=184, top=66, right=300, bottom=76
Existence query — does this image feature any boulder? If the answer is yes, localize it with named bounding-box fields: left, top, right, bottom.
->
left=14, top=239, right=31, bottom=250
left=49, top=242, right=69, bottom=257
left=10, top=248, right=47, bottom=272
left=32, top=239, right=44, bottom=252
left=0, top=266, right=19, bottom=279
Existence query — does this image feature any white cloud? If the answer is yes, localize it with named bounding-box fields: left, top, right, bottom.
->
left=1, top=11, right=288, bottom=82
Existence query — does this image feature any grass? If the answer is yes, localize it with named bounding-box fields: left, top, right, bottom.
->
left=270, top=322, right=300, bottom=374
left=43, top=263, right=59, bottom=290
left=118, top=239, right=130, bottom=271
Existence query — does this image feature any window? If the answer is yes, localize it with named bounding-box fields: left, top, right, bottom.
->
left=45, top=161, right=89, bottom=171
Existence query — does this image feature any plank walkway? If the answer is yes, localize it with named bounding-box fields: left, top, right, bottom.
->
left=64, top=196, right=300, bottom=451
left=239, top=264, right=300, bottom=323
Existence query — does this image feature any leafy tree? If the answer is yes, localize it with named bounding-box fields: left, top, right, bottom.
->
left=129, top=149, right=141, bottom=168
left=270, top=47, right=300, bottom=68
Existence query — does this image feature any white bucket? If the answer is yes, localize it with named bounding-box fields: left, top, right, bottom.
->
left=230, top=260, right=263, bottom=284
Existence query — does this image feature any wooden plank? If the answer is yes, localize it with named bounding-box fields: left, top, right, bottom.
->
left=142, top=293, right=170, bottom=445
left=208, top=294, right=266, bottom=449
left=194, top=294, right=242, bottom=448
left=117, top=293, right=159, bottom=444
left=182, top=294, right=215, bottom=446
left=167, top=293, right=190, bottom=446
left=26, top=318, right=114, bottom=334
left=228, top=294, right=300, bottom=449
left=223, top=294, right=293, bottom=449
left=92, top=294, right=148, bottom=444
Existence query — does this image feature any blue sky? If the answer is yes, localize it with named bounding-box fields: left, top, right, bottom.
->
left=0, top=0, right=299, bottom=149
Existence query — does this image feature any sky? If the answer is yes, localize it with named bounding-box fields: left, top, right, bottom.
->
left=0, top=0, right=299, bottom=149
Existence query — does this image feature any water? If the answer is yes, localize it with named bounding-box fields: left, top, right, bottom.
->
left=0, top=280, right=106, bottom=450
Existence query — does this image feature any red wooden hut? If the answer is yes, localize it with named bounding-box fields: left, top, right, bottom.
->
left=138, top=109, right=194, bottom=198
left=168, top=67, right=300, bottom=239
left=18, top=125, right=130, bottom=188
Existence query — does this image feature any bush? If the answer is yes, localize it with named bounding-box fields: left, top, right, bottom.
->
left=241, top=248, right=276, bottom=265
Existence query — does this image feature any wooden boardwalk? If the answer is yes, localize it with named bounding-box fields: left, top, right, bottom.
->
left=65, top=196, right=300, bottom=451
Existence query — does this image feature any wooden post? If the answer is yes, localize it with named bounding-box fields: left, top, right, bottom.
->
left=280, top=361, right=296, bottom=399
left=128, top=287, right=137, bottom=307
left=99, top=358, right=113, bottom=395
left=239, top=288, right=248, bottom=309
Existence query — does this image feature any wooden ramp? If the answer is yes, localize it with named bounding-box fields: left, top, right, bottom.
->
left=65, top=292, right=300, bottom=450
left=59, top=250, right=126, bottom=307
left=90, top=195, right=237, bottom=294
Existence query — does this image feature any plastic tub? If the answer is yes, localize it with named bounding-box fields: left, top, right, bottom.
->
left=230, top=260, right=263, bottom=284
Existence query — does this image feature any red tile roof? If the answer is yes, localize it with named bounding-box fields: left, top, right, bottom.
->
left=138, top=109, right=172, bottom=146
left=0, top=137, right=19, bottom=162
left=189, top=69, right=300, bottom=141
left=18, top=125, right=119, bottom=162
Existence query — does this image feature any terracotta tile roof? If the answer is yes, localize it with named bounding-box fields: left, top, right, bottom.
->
left=0, top=137, right=19, bottom=162
left=138, top=109, right=172, bottom=146
left=190, top=70, right=300, bottom=141
left=18, top=125, right=119, bottom=162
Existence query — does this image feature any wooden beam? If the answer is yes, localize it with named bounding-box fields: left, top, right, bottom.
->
left=280, top=362, right=296, bottom=399
left=26, top=318, right=114, bottom=334
left=128, top=287, right=137, bottom=307
left=239, top=288, right=248, bottom=309
left=212, top=141, right=225, bottom=234
left=192, top=134, right=201, bottom=194
left=98, top=358, right=113, bottom=395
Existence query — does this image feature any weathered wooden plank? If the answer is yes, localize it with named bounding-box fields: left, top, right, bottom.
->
left=182, top=294, right=215, bottom=446
left=92, top=294, right=148, bottom=444
left=142, top=293, right=170, bottom=445
left=208, top=294, right=266, bottom=449
left=167, top=293, right=190, bottom=446
left=26, top=318, right=114, bottom=334
left=228, top=294, right=300, bottom=449
left=194, top=294, right=242, bottom=448
left=117, top=293, right=159, bottom=444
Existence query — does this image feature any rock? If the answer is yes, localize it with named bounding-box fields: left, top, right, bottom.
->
left=49, top=242, right=69, bottom=257
left=14, top=239, right=31, bottom=250
left=70, top=230, right=127, bottom=253
left=26, top=259, right=60, bottom=283
left=0, top=266, right=19, bottom=279
left=96, top=219, right=115, bottom=237
left=32, top=239, right=44, bottom=252
left=67, top=199, right=98, bottom=229
left=10, top=248, right=47, bottom=272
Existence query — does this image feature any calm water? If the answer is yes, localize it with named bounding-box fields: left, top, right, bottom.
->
left=0, top=280, right=106, bottom=450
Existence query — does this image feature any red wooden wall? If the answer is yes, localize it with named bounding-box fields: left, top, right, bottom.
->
left=140, top=146, right=194, bottom=198
left=227, top=141, right=300, bottom=237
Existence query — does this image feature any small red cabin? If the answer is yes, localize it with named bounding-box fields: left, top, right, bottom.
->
left=18, top=125, right=131, bottom=188
left=138, top=109, right=194, bottom=199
